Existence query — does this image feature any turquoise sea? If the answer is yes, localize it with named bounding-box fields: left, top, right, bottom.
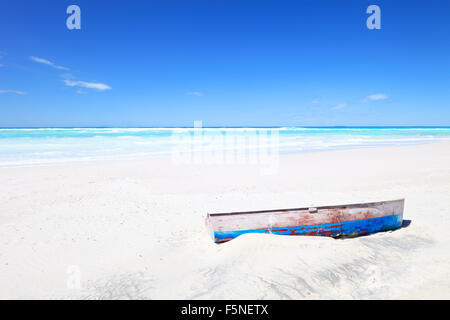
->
left=1, top=127, right=450, bottom=167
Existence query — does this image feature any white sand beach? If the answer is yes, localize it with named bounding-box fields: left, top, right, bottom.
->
left=1, top=141, right=449, bottom=299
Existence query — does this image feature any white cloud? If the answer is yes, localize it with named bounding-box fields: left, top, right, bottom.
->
left=0, top=89, right=26, bottom=95
left=30, top=56, right=69, bottom=70
left=186, top=91, right=204, bottom=96
left=64, top=80, right=111, bottom=91
left=60, top=73, right=75, bottom=79
left=361, top=93, right=388, bottom=103
left=312, top=98, right=320, bottom=104
left=0, top=64, right=4, bottom=67
left=331, top=103, right=347, bottom=110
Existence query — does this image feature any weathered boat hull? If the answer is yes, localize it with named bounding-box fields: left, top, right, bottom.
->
left=206, top=199, right=404, bottom=243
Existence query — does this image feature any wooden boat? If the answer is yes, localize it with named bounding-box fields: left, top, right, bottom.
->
left=206, top=199, right=404, bottom=243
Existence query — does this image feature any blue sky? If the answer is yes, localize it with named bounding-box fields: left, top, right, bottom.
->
left=0, top=0, right=449, bottom=127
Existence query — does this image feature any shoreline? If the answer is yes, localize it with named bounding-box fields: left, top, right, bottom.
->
left=1, top=139, right=447, bottom=170
left=2, top=127, right=450, bottom=169
left=1, top=141, right=449, bottom=299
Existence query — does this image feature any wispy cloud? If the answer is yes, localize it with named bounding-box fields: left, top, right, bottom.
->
left=186, top=91, right=204, bottom=96
left=312, top=98, right=320, bottom=104
left=331, top=103, right=347, bottom=110
left=0, top=89, right=26, bottom=95
left=30, top=56, right=69, bottom=70
left=64, top=80, right=111, bottom=91
left=361, top=93, right=388, bottom=103
left=0, top=64, right=4, bottom=67
left=60, top=73, right=75, bottom=80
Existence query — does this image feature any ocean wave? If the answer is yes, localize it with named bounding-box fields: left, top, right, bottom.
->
left=1, top=127, right=450, bottom=167
left=1, top=127, right=450, bottom=132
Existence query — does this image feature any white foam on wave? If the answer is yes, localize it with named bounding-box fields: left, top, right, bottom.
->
left=2, top=127, right=450, bottom=167
left=2, top=127, right=449, bottom=131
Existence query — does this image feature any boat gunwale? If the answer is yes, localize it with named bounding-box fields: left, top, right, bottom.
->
left=207, top=198, right=404, bottom=217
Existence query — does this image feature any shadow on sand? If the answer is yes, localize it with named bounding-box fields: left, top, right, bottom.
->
left=335, top=219, right=412, bottom=239
left=401, top=219, right=412, bottom=228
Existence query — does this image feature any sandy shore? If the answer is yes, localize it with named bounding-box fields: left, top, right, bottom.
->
left=1, top=142, right=450, bottom=299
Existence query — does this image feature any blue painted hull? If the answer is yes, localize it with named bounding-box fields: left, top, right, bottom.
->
left=213, top=214, right=403, bottom=243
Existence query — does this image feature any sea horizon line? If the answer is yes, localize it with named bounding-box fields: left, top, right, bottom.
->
left=1, top=126, right=450, bottom=130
